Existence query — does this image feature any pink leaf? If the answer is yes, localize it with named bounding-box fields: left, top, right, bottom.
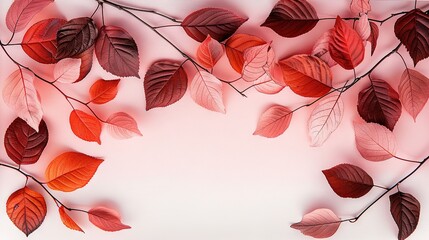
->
left=355, top=14, right=370, bottom=40
left=54, top=58, right=81, bottom=83
left=254, top=73, right=284, bottom=94
left=269, top=62, right=286, bottom=86
left=291, top=208, right=341, bottom=238
left=242, top=43, right=271, bottom=82
left=3, top=69, right=43, bottom=131
left=350, top=0, right=371, bottom=16
left=106, top=112, right=142, bottom=139
left=196, top=35, right=224, bottom=68
left=312, top=30, right=337, bottom=67
left=88, top=207, right=131, bottom=232
left=190, top=71, right=225, bottom=113
left=6, top=0, right=54, bottom=33
left=254, top=105, right=292, bottom=138
left=354, top=122, right=396, bottom=161
left=398, top=69, right=429, bottom=121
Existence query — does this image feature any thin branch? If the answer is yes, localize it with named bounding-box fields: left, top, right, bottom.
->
left=394, top=155, right=421, bottom=164
left=153, top=24, right=181, bottom=29
left=318, top=11, right=408, bottom=25
left=90, top=2, right=101, bottom=18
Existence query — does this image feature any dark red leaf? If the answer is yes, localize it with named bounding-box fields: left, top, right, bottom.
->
left=390, top=192, right=420, bottom=240
left=6, top=0, right=54, bottom=33
left=357, top=79, right=402, bottom=130
left=4, top=118, right=48, bottom=165
left=394, top=9, right=429, bottom=66
left=56, top=17, right=98, bottom=59
left=181, top=8, right=248, bottom=42
left=323, top=164, right=373, bottom=198
left=95, top=25, right=140, bottom=77
left=261, top=0, right=319, bottom=38
left=74, top=46, right=94, bottom=82
left=368, top=22, right=379, bottom=56
left=144, top=60, right=188, bottom=110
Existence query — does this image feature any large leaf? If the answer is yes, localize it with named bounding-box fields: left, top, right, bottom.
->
left=144, top=60, right=188, bottom=110
left=225, top=33, right=266, bottom=73
left=95, top=25, right=139, bottom=77
left=53, top=58, right=81, bottom=83
left=196, top=35, right=224, bottom=68
left=6, top=0, right=54, bottom=33
left=69, top=110, right=102, bottom=144
left=45, top=152, right=103, bottom=192
left=242, top=43, right=271, bottom=82
left=190, top=71, right=225, bottom=113
left=181, top=8, right=247, bottom=42
left=312, top=30, right=337, bottom=67
left=357, top=79, right=402, bottom=130
left=390, top=192, right=420, bottom=240
left=261, top=0, right=319, bottom=38
left=323, top=164, right=373, bottom=198
left=394, top=9, right=429, bottom=66
left=4, top=118, right=48, bottom=165
left=350, top=0, right=371, bottom=16
left=88, top=207, right=131, bottom=232
left=279, top=54, right=332, bottom=97
left=368, top=22, right=379, bottom=56
left=6, top=187, right=47, bottom=236
left=398, top=69, right=429, bottom=120
left=59, top=206, right=83, bottom=232
left=254, top=105, right=292, bottom=138
left=106, top=112, right=142, bottom=139
left=89, top=79, right=120, bottom=104
left=291, top=208, right=341, bottom=238
left=354, top=122, right=396, bottom=161
left=3, top=69, right=43, bottom=131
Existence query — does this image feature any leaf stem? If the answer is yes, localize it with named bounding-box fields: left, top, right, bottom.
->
left=393, top=155, right=421, bottom=164
left=318, top=11, right=408, bottom=25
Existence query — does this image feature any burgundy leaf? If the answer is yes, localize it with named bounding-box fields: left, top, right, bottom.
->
left=398, top=69, right=429, bottom=120
left=254, top=105, right=292, bottom=138
left=368, top=22, right=379, bottom=56
left=390, top=192, right=420, bottom=240
left=291, top=208, right=341, bottom=238
left=75, top=46, right=94, bottom=82
left=6, top=0, right=54, bottom=33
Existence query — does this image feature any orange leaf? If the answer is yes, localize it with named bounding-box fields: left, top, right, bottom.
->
left=88, top=206, right=131, bottom=232
left=69, top=110, right=102, bottom=144
left=59, top=206, right=84, bottom=232
left=196, top=35, right=224, bottom=68
left=225, top=33, right=266, bottom=73
left=89, top=79, right=120, bottom=104
left=45, top=152, right=103, bottom=192
left=6, top=187, right=47, bottom=236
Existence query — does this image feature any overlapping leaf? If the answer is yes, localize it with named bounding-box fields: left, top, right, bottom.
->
left=75, top=46, right=94, bottom=82
left=190, top=71, right=225, bottom=113
left=88, top=207, right=131, bottom=232
left=6, top=0, right=54, bottom=33
left=398, top=69, right=429, bottom=120
left=354, top=122, right=396, bottom=161
left=350, top=0, right=371, bottom=16
left=225, top=33, right=266, bottom=73
left=59, top=206, right=83, bottom=232
left=368, top=22, right=379, bottom=56
left=196, top=35, right=224, bottom=68
left=89, top=79, right=120, bottom=104
left=254, top=105, right=292, bottom=138
left=390, top=192, right=420, bottom=240
left=355, top=14, right=370, bottom=40
left=291, top=208, right=341, bottom=238
left=253, top=73, right=284, bottom=94
left=106, top=112, right=142, bottom=139
left=69, top=110, right=102, bottom=144
left=54, top=58, right=81, bottom=83
left=242, top=43, right=271, bottom=82
left=312, top=30, right=337, bottom=67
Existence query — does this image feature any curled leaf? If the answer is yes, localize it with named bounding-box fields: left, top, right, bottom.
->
left=368, top=22, right=379, bottom=56
left=291, top=208, right=341, bottom=238
left=88, top=207, right=131, bottom=232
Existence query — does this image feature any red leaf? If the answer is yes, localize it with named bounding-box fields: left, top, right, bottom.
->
left=398, top=69, right=429, bottom=120
left=323, top=164, right=373, bottom=198
left=181, top=8, right=247, bottom=42
left=357, top=79, right=402, bottom=130
left=88, top=207, right=131, bottom=232
left=350, top=0, right=371, bottom=16
left=368, top=22, right=379, bottom=56
left=242, top=43, right=272, bottom=82
left=4, top=118, right=48, bottom=165
left=225, top=33, right=266, bottom=73
left=355, top=14, right=370, bottom=40
left=59, top=206, right=83, bottom=232
left=6, top=187, right=47, bottom=236
left=196, top=35, right=224, bottom=68
left=312, top=30, right=337, bottom=67
left=395, top=9, right=429, bottom=66
left=190, top=71, right=225, bottom=113
left=54, top=58, right=81, bottom=83
left=253, top=73, right=284, bottom=94
left=95, top=26, right=140, bottom=77
left=69, top=110, right=102, bottom=144
left=6, top=0, right=54, bottom=33
left=254, top=105, right=292, bottom=138
left=261, top=0, right=319, bottom=38
left=144, top=60, right=188, bottom=110
left=354, top=122, right=396, bottom=161
left=106, top=112, right=142, bottom=139
left=89, top=79, right=120, bottom=104
left=75, top=46, right=94, bottom=82
left=56, top=17, right=98, bottom=59
left=329, top=16, right=365, bottom=69
left=45, top=152, right=103, bottom=192
left=291, top=208, right=341, bottom=238
left=390, top=192, right=420, bottom=240
left=279, top=54, right=332, bottom=97
left=21, top=18, right=66, bottom=64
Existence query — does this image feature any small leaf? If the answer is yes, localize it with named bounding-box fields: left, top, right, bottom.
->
left=4, top=118, right=48, bottom=165
left=323, top=164, right=373, bottom=198
left=368, top=22, right=379, bottom=56
left=390, top=192, right=420, bottom=240
left=6, top=0, right=54, bottom=33
left=261, top=0, right=319, bottom=38
left=45, top=152, right=103, bottom=192
left=6, top=187, right=47, bottom=236
left=89, top=79, right=120, bottom=104
left=54, top=58, right=81, bottom=83
left=95, top=26, right=139, bottom=77
left=225, top=33, right=266, bottom=73
left=254, top=105, right=292, bottom=138
left=196, top=35, right=224, bottom=68
left=254, top=73, right=284, bottom=94
left=181, top=8, right=247, bottom=42
left=75, top=46, right=94, bottom=82
left=106, top=112, right=142, bottom=139
left=88, top=207, right=131, bottom=232
left=354, top=122, right=396, bottom=161
left=398, top=69, right=429, bottom=120
left=312, top=30, right=337, bottom=67
left=350, top=0, right=371, bottom=16
left=59, top=206, right=84, bottom=232
left=69, top=110, right=102, bottom=144
left=355, top=14, right=370, bottom=40
left=190, top=71, right=225, bottom=113
left=291, top=208, right=341, bottom=238
left=241, top=44, right=272, bottom=82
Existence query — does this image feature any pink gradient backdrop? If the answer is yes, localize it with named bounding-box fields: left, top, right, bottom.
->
left=1, top=0, right=429, bottom=239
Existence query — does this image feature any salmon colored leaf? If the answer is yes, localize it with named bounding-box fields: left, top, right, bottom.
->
left=89, top=79, right=120, bottom=104
left=54, top=58, right=81, bottom=83
left=329, top=16, right=365, bottom=69
left=242, top=43, right=271, bottom=82
left=56, top=17, right=98, bottom=59
left=356, top=14, right=370, bottom=40
left=106, top=112, right=142, bottom=139
left=291, top=208, right=340, bottom=238
left=354, top=122, right=396, bottom=161
left=312, top=30, right=337, bottom=67
left=196, top=35, right=224, bottom=68
left=6, top=187, right=47, bottom=236
left=394, top=9, right=429, bottom=66
left=279, top=54, right=332, bottom=97
left=3, top=69, right=43, bottom=131
left=254, top=73, right=284, bottom=94
left=225, top=33, right=266, bottom=73
left=95, top=26, right=140, bottom=77
left=398, top=69, right=429, bottom=120
left=4, top=118, right=48, bottom=165
left=308, top=94, right=344, bottom=147
left=261, top=0, right=319, bottom=38
left=269, top=62, right=286, bottom=86
left=357, top=79, right=402, bottom=130
left=45, top=152, right=103, bottom=192
left=350, top=0, right=371, bottom=16
left=6, top=0, right=54, bottom=33
left=254, top=105, right=292, bottom=138
left=144, top=60, right=188, bottom=110
left=323, top=164, right=373, bottom=198
left=21, top=18, right=66, bottom=64
left=69, top=110, right=102, bottom=144
left=190, top=71, right=225, bottom=113
left=88, top=207, right=131, bottom=232
left=75, top=46, right=94, bottom=82
left=181, top=8, right=247, bottom=42
left=390, top=192, right=420, bottom=240
left=368, top=22, right=379, bottom=56
left=59, top=206, right=84, bottom=232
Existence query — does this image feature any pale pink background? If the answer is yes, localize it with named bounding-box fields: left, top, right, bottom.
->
left=1, top=0, right=429, bottom=239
